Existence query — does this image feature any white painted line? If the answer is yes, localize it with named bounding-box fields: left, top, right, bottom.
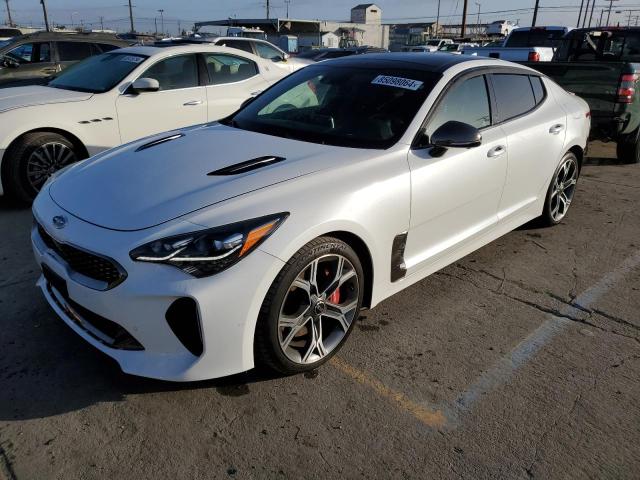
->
left=455, top=250, right=640, bottom=413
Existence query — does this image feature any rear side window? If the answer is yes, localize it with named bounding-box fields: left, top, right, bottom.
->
left=58, top=41, right=93, bottom=61
left=530, top=76, right=545, bottom=104
left=427, top=75, right=491, bottom=134
left=492, top=74, right=536, bottom=122
left=203, top=53, right=258, bottom=85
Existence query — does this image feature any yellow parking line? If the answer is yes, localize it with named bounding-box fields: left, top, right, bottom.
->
left=330, top=356, right=447, bottom=429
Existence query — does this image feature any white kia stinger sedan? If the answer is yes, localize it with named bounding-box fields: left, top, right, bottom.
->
left=31, top=54, right=590, bottom=381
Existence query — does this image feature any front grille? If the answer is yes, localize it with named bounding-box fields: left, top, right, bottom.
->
left=37, top=223, right=126, bottom=289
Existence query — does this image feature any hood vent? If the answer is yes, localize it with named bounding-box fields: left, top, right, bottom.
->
left=208, top=156, right=286, bottom=176
left=135, top=133, right=185, bottom=152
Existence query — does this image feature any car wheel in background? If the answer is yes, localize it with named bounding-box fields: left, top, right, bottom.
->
left=255, top=237, right=364, bottom=375
left=3, top=132, right=79, bottom=204
left=616, top=128, right=640, bottom=164
left=539, top=151, right=580, bottom=227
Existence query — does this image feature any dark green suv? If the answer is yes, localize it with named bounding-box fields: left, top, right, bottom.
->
left=0, top=31, right=131, bottom=88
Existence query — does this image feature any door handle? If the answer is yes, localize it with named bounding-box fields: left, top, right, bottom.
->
left=487, top=145, right=506, bottom=158
left=42, top=67, right=57, bottom=74
left=183, top=100, right=204, bottom=106
left=549, top=124, right=565, bottom=135
left=250, top=90, right=262, bottom=96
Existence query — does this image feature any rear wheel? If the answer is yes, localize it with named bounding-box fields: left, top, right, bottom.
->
left=3, top=132, right=80, bottom=204
left=539, top=152, right=580, bottom=227
left=616, top=129, right=640, bottom=164
left=255, top=237, right=364, bottom=375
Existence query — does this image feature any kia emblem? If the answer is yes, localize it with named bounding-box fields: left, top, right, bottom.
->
left=52, top=215, right=67, bottom=229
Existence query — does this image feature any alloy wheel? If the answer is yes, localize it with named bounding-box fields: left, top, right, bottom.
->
left=26, top=142, right=77, bottom=192
left=550, top=156, right=578, bottom=222
left=278, top=254, right=360, bottom=365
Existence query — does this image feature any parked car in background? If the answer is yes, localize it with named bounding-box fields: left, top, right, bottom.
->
left=525, top=27, right=640, bottom=163
left=157, top=36, right=312, bottom=73
left=438, top=43, right=479, bottom=54
left=0, top=26, right=39, bottom=41
left=0, top=44, right=291, bottom=203
left=463, top=26, right=570, bottom=62
left=404, top=38, right=453, bottom=52
left=487, top=20, right=518, bottom=37
left=0, top=31, right=131, bottom=88
left=31, top=54, right=589, bottom=381
left=296, top=46, right=388, bottom=62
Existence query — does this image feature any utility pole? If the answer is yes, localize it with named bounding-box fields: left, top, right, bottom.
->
left=461, top=0, right=468, bottom=38
left=99, top=16, right=104, bottom=30
left=581, top=0, right=590, bottom=27
left=154, top=17, right=157, bottom=36
left=606, top=0, right=619, bottom=26
left=598, top=9, right=604, bottom=26
left=285, top=0, right=290, bottom=18
left=127, top=0, right=135, bottom=33
left=577, top=0, right=585, bottom=27
left=158, top=9, right=164, bottom=37
left=531, top=0, right=540, bottom=27
left=40, top=0, right=50, bottom=32
left=475, top=2, right=481, bottom=34
left=435, top=0, right=441, bottom=35
left=266, top=0, right=270, bottom=19
left=588, top=0, right=596, bottom=27
left=4, top=0, right=14, bottom=27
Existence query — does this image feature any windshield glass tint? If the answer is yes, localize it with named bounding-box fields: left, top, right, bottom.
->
left=227, top=64, right=439, bottom=149
left=49, top=52, right=148, bottom=93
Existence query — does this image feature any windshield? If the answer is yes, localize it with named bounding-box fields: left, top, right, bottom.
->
left=49, top=52, right=148, bottom=93
left=426, top=40, right=442, bottom=46
left=439, top=44, right=458, bottom=51
left=506, top=29, right=565, bottom=48
left=225, top=64, right=439, bottom=149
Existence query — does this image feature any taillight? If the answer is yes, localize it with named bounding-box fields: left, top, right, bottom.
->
left=528, top=51, right=541, bottom=62
left=617, top=73, right=638, bottom=103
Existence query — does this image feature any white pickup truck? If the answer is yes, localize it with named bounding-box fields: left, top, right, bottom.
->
left=403, top=38, right=453, bottom=52
left=462, top=26, right=570, bottom=62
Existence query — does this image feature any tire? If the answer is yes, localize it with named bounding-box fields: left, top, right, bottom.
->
left=254, top=237, right=364, bottom=375
left=538, top=151, right=580, bottom=227
left=2, top=131, right=80, bottom=205
left=616, top=129, right=640, bottom=164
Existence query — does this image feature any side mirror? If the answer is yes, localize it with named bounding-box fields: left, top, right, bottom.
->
left=430, top=121, right=482, bottom=148
left=2, top=56, right=19, bottom=68
left=131, top=77, right=160, bottom=93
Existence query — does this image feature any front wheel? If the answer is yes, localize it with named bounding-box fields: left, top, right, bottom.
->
left=3, top=132, right=80, bottom=204
left=254, top=237, right=364, bottom=375
left=538, top=152, right=580, bottom=227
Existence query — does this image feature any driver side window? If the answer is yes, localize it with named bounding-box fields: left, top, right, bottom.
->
left=255, top=42, right=284, bottom=62
left=140, top=54, right=199, bottom=91
left=427, top=75, right=491, bottom=136
left=6, top=42, right=50, bottom=63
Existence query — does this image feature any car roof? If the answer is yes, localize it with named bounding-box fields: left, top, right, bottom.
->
left=319, top=52, right=503, bottom=73
left=9, top=31, right=130, bottom=43
left=114, top=44, right=257, bottom=57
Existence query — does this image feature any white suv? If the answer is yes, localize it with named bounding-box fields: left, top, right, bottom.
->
left=210, top=37, right=312, bottom=73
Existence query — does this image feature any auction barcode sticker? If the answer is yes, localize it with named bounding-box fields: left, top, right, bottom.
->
left=120, top=56, right=145, bottom=63
left=371, top=75, right=423, bottom=91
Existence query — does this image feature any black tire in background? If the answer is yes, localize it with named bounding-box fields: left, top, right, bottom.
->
left=254, top=237, right=364, bottom=375
left=616, top=128, right=640, bottom=164
left=2, top=131, right=80, bottom=205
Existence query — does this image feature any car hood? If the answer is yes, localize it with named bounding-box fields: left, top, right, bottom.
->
left=0, top=86, right=92, bottom=113
left=49, top=124, right=351, bottom=231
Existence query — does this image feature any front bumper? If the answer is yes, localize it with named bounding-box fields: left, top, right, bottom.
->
left=32, top=198, right=285, bottom=382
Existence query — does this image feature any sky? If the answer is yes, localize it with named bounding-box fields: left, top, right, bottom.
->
left=4, top=1, right=640, bottom=35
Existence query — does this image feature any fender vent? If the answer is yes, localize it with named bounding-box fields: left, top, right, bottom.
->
left=208, top=156, right=286, bottom=176
left=135, top=133, right=184, bottom=152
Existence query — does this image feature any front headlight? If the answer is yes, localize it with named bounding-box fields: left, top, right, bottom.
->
left=130, top=213, right=288, bottom=278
